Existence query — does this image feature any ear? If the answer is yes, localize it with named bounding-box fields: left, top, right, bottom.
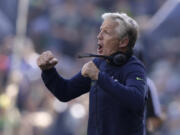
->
left=118, top=36, right=129, bottom=48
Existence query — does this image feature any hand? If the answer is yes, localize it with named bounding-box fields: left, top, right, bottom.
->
left=37, top=51, right=58, bottom=71
left=147, top=117, right=163, bottom=132
left=81, top=61, right=99, bottom=80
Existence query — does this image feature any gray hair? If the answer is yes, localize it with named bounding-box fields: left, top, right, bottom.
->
left=102, top=12, right=139, bottom=48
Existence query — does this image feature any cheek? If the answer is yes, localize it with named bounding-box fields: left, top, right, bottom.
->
left=104, top=45, right=118, bottom=55
left=106, top=37, right=118, bottom=45
left=105, top=39, right=119, bottom=51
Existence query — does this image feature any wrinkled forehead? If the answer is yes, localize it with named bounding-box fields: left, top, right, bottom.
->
left=101, top=18, right=119, bottom=30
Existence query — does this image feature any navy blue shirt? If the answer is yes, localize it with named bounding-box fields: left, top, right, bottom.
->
left=42, top=56, right=147, bottom=135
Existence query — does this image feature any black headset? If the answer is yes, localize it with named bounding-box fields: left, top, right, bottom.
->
left=78, top=50, right=133, bottom=66
left=107, top=51, right=133, bottom=66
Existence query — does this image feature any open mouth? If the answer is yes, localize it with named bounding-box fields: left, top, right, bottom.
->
left=97, top=43, right=103, bottom=54
left=97, top=44, right=102, bottom=50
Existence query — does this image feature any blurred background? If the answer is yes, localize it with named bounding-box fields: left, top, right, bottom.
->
left=0, top=0, right=180, bottom=135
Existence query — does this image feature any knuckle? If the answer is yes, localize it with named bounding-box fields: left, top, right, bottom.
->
left=46, top=50, right=51, bottom=53
left=47, top=50, right=52, bottom=55
left=42, top=51, right=47, bottom=55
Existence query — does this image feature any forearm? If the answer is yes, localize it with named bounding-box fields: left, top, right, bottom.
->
left=42, top=68, right=91, bottom=102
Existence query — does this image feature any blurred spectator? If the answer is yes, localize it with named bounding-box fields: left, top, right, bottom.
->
left=134, top=44, right=163, bottom=135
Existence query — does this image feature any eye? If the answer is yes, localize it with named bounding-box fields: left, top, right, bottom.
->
left=104, top=30, right=108, bottom=33
left=104, top=30, right=110, bottom=34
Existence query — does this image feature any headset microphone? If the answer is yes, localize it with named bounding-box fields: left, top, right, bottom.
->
left=77, top=51, right=132, bottom=66
left=77, top=53, right=109, bottom=59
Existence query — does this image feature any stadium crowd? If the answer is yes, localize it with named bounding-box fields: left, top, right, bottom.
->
left=0, top=0, right=180, bottom=135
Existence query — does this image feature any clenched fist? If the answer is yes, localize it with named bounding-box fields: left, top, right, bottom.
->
left=37, top=51, right=58, bottom=70
left=81, top=61, right=99, bottom=80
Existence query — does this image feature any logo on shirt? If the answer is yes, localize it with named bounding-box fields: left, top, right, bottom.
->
left=136, top=77, right=143, bottom=81
left=111, top=76, right=118, bottom=82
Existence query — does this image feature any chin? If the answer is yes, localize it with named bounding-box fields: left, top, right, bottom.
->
left=97, top=51, right=103, bottom=55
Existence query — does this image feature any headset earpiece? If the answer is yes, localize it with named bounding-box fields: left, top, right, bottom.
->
left=113, top=53, right=127, bottom=66
left=108, top=50, right=133, bottom=66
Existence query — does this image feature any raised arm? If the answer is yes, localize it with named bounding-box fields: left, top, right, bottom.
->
left=42, top=68, right=91, bottom=102
left=81, top=60, right=147, bottom=112
left=37, top=51, right=91, bottom=102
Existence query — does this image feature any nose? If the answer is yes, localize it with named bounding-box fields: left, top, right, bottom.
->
left=97, top=31, right=103, bottom=40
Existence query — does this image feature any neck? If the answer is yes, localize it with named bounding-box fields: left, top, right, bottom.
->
left=119, top=48, right=133, bottom=58
left=119, top=47, right=130, bottom=53
left=120, top=47, right=130, bottom=53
